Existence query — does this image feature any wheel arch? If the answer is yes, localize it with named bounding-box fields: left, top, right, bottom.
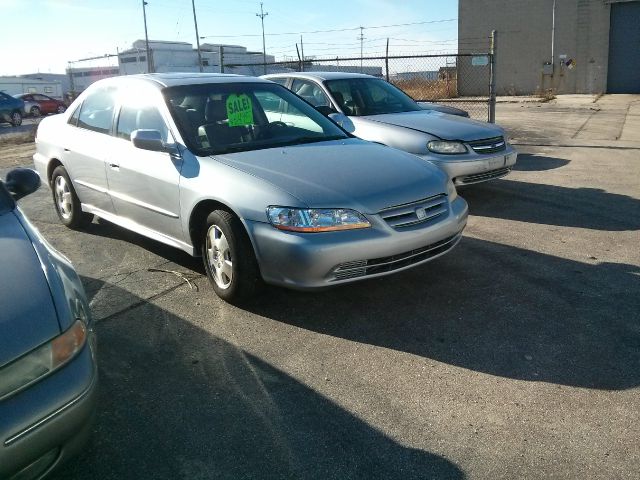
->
left=188, top=199, right=256, bottom=257
left=47, top=158, right=64, bottom=185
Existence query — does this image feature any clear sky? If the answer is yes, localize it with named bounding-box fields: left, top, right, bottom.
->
left=2, top=0, right=463, bottom=75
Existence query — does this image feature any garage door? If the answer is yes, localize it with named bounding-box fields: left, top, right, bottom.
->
left=607, top=1, right=640, bottom=93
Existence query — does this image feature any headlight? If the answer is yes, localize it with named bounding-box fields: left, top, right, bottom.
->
left=447, top=180, right=458, bottom=201
left=0, top=319, right=87, bottom=400
left=267, top=207, right=371, bottom=232
left=427, top=140, right=467, bottom=154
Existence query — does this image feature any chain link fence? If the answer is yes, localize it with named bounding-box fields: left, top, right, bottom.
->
left=224, top=53, right=494, bottom=121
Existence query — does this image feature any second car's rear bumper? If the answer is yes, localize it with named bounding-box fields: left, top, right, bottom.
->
left=246, top=196, right=468, bottom=290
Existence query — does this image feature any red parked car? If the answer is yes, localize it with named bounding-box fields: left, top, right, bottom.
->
left=15, top=93, right=66, bottom=117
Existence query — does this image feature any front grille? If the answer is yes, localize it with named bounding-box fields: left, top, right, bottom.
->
left=456, top=167, right=511, bottom=185
left=331, top=232, right=462, bottom=281
left=468, top=136, right=506, bottom=154
left=379, top=194, right=448, bottom=230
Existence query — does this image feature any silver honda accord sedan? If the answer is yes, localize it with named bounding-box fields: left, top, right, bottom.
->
left=0, top=169, right=97, bottom=480
left=263, top=72, right=518, bottom=186
left=34, top=73, right=468, bottom=303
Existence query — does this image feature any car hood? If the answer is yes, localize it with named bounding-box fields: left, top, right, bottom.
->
left=0, top=212, right=61, bottom=367
left=212, top=138, right=448, bottom=214
left=363, top=110, right=502, bottom=141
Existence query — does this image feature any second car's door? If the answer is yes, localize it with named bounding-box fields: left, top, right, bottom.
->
left=107, top=103, right=184, bottom=242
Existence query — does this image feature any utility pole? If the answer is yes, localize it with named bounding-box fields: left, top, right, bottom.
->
left=256, top=2, right=268, bottom=74
left=357, top=26, right=365, bottom=73
left=300, top=35, right=305, bottom=71
left=192, top=0, right=203, bottom=72
left=142, top=0, right=152, bottom=73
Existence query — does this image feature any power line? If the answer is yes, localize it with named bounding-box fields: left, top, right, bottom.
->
left=200, top=18, right=457, bottom=38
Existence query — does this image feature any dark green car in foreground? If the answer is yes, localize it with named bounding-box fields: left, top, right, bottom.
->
left=0, top=91, right=24, bottom=126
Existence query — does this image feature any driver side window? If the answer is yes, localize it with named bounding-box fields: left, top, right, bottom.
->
left=116, top=105, right=170, bottom=142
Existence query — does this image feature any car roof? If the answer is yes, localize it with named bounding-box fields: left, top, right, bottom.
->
left=95, top=73, right=273, bottom=89
left=263, top=71, right=378, bottom=81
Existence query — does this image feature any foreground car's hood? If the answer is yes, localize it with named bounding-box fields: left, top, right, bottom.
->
left=363, top=110, right=502, bottom=141
left=0, top=212, right=60, bottom=367
left=213, top=138, right=448, bottom=213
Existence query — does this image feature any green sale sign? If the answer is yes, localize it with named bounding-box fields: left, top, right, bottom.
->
left=226, top=94, right=254, bottom=126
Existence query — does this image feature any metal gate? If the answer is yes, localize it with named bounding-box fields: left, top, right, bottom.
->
left=607, top=1, right=640, bottom=93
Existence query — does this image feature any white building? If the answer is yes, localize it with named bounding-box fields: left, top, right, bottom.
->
left=0, top=76, right=63, bottom=99
left=118, top=40, right=276, bottom=75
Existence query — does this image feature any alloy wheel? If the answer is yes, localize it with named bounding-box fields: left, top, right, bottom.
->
left=54, top=175, right=73, bottom=220
left=205, top=224, right=233, bottom=289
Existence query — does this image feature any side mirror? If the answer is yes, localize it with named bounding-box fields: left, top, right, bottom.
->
left=315, top=105, right=337, bottom=117
left=328, top=112, right=356, bottom=134
left=131, top=129, right=177, bottom=154
left=5, top=168, right=40, bottom=201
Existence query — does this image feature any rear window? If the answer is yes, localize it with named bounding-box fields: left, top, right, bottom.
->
left=77, top=88, right=116, bottom=134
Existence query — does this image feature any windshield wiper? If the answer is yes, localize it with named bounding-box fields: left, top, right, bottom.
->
left=282, top=135, right=347, bottom=146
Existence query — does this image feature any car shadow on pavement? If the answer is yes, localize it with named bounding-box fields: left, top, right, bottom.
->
left=84, top=217, right=204, bottom=272
left=459, top=179, right=640, bottom=231
left=511, top=153, right=570, bottom=171
left=49, top=279, right=464, bottom=480
left=245, top=237, right=640, bottom=391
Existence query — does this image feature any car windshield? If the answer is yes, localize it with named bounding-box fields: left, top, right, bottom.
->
left=164, top=82, right=349, bottom=156
left=324, top=78, right=422, bottom=116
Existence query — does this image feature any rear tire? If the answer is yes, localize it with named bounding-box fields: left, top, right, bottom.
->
left=30, top=106, right=41, bottom=117
left=202, top=210, right=261, bottom=304
left=10, top=111, right=22, bottom=126
left=51, top=166, right=92, bottom=229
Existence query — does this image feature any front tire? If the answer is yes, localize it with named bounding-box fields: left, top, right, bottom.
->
left=30, top=106, right=41, bottom=117
left=57, top=105, right=66, bottom=114
left=202, top=210, right=261, bottom=304
left=51, top=166, right=92, bottom=229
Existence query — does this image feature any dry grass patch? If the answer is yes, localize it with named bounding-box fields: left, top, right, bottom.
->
left=392, top=78, right=458, bottom=101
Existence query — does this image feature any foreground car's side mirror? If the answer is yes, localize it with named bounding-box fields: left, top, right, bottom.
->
left=5, top=168, right=40, bottom=201
left=131, top=129, right=177, bottom=154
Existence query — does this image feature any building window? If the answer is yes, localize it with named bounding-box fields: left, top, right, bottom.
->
left=27, top=87, right=37, bottom=93
left=202, top=60, right=209, bottom=66
left=121, top=56, right=138, bottom=64
left=44, top=87, right=53, bottom=93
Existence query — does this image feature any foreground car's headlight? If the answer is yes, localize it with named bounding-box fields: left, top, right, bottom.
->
left=0, top=319, right=87, bottom=400
left=427, top=140, right=467, bottom=154
left=267, top=207, right=371, bottom=232
left=447, top=180, right=458, bottom=201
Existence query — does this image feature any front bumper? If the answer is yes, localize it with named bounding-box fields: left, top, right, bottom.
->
left=418, top=145, right=518, bottom=186
left=0, top=335, right=97, bottom=480
left=247, top=196, right=468, bottom=290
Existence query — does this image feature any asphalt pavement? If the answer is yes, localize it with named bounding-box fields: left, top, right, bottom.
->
left=2, top=94, right=639, bottom=479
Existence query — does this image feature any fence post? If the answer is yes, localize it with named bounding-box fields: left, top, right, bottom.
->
left=385, top=38, right=390, bottom=81
left=219, top=46, right=225, bottom=73
left=489, top=30, right=497, bottom=123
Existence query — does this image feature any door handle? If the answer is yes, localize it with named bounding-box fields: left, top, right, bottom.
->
left=109, top=163, right=120, bottom=169
left=63, top=148, right=70, bottom=152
